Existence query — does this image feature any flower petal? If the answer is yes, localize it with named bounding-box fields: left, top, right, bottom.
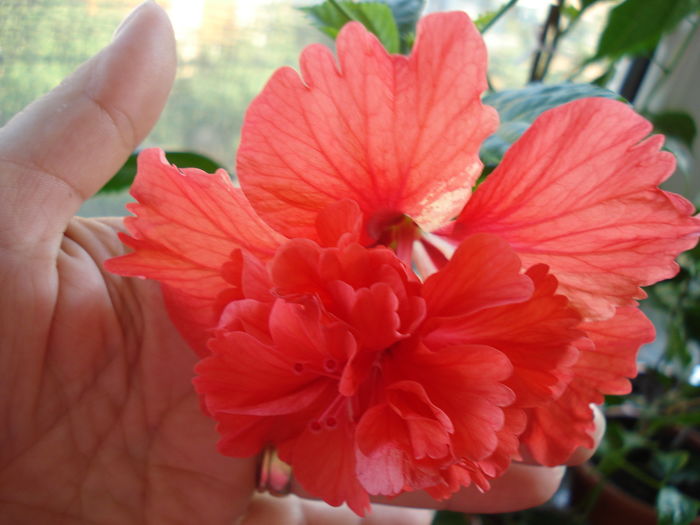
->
left=362, top=381, right=454, bottom=460
left=195, top=330, right=329, bottom=415
left=315, top=199, right=365, bottom=247
left=356, top=441, right=411, bottom=497
left=355, top=381, right=456, bottom=497
left=385, top=343, right=514, bottom=463
left=575, top=305, right=654, bottom=395
left=451, top=98, right=700, bottom=320
left=214, top=413, right=294, bottom=457
left=194, top=328, right=336, bottom=456
left=237, top=12, right=497, bottom=239
left=476, top=407, right=527, bottom=478
left=522, top=306, right=654, bottom=465
left=105, top=148, right=285, bottom=355
left=281, top=413, right=371, bottom=516
left=217, top=297, right=273, bottom=344
left=425, top=264, right=582, bottom=407
left=350, top=283, right=404, bottom=351
left=422, top=234, right=534, bottom=318
left=268, top=299, right=355, bottom=366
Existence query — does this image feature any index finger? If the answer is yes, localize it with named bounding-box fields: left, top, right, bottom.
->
left=289, top=461, right=565, bottom=514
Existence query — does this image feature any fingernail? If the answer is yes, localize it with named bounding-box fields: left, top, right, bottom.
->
left=113, top=0, right=155, bottom=41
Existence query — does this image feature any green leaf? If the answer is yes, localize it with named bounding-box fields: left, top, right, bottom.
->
left=581, top=0, right=606, bottom=7
left=621, top=428, right=651, bottom=451
left=562, top=5, right=581, bottom=20
left=484, top=83, right=623, bottom=127
left=474, top=10, right=499, bottom=32
left=300, top=0, right=353, bottom=40
left=479, top=121, right=529, bottom=167
left=300, top=1, right=400, bottom=53
left=480, top=83, right=622, bottom=168
left=99, top=151, right=223, bottom=193
left=474, top=0, right=518, bottom=34
left=595, top=0, right=700, bottom=60
left=646, top=110, right=697, bottom=148
left=669, top=453, right=700, bottom=487
left=596, top=420, right=650, bottom=471
left=652, top=411, right=700, bottom=427
left=432, top=511, right=469, bottom=524
left=590, top=64, right=617, bottom=87
left=378, top=0, right=423, bottom=52
left=379, top=0, right=425, bottom=35
left=666, top=321, right=692, bottom=367
left=656, top=486, right=700, bottom=525
left=653, top=450, right=690, bottom=479
left=99, top=154, right=138, bottom=193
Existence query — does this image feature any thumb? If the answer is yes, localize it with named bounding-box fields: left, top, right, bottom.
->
left=0, top=0, right=176, bottom=249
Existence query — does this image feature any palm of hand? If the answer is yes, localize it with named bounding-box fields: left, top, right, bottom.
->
left=0, top=218, right=253, bottom=524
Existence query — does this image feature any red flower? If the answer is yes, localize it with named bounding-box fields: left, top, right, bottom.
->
left=197, top=231, right=585, bottom=514
left=106, top=10, right=700, bottom=515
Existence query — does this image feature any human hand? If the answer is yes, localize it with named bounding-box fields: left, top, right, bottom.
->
left=0, top=3, right=600, bottom=524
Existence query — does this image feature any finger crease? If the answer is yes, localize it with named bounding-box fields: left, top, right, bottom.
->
left=80, top=87, right=137, bottom=154
left=0, top=156, right=89, bottom=203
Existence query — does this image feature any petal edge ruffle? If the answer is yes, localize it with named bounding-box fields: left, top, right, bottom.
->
left=238, top=12, right=498, bottom=240
left=450, top=98, right=700, bottom=321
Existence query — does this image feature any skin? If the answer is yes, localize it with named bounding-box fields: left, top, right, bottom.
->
left=0, top=2, right=603, bottom=524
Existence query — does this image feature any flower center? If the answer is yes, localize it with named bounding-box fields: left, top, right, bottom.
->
left=368, top=212, right=457, bottom=278
left=370, top=213, right=420, bottom=267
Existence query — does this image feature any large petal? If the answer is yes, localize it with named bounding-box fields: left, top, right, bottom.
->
left=194, top=329, right=337, bottom=457
left=105, top=148, right=285, bottom=354
left=422, top=234, right=534, bottom=318
left=237, top=12, right=497, bottom=240
left=280, top=412, right=371, bottom=516
left=522, top=306, right=654, bottom=465
left=195, top=330, right=331, bottom=416
left=315, top=199, right=366, bottom=247
left=424, top=265, right=582, bottom=407
left=450, top=98, right=700, bottom=320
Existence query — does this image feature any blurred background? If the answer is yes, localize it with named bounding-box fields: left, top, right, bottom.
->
left=0, top=0, right=671, bottom=170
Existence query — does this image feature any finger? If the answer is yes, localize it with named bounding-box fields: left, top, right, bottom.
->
left=375, top=463, right=566, bottom=514
left=287, top=404, right=605, bottom=514
left=291, top=461, right=565, bottom=514
left=238, top=494, right=434, bottom=525
left=0, top=0, right=176, bottom=249
left=300, top=498, right=434, bottom=525
left=357, top=503, right=433, bottom=525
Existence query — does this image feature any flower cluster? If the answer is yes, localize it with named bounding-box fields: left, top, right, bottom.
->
left=106, top=11, right=700, bottom=515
